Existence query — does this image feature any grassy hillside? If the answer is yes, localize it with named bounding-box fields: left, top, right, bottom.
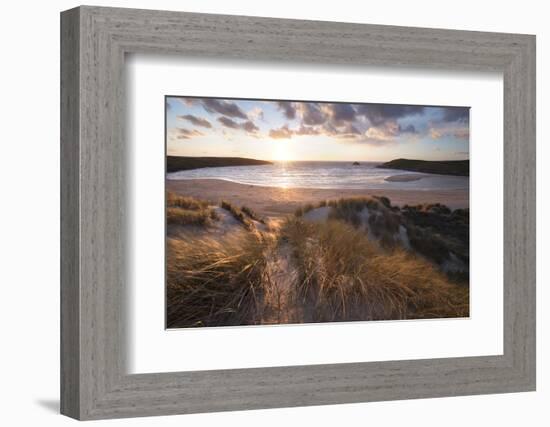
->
left=167, top=156, right=272, bottom=173
left=378, top=158, right=469, bottom=176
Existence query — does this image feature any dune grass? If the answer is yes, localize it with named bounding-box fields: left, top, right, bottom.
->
left=166, top=230, right=269, bottom=328
left=220, top=200, right=254, bottom=229
left=166, top=194, right=469, bottom=328
left=280, top=217, right=468, bottom=321
left=167, top=207, right=215, bottom=226
left=299, top=196, right=469, bottom=273
left=241, top=205, right=265, bottom=224
left=167, top=191, right=209, bottom=210
left=166, top=191, right=218, bottom=227
left=402, top=203, right=469, bottom=272
left=307, top=196, right=402, bottom=247
left=294, top=203, right=315, bottom=217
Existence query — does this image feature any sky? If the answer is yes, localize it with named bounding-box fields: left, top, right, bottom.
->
left=166, top=96, right=470, bottom=162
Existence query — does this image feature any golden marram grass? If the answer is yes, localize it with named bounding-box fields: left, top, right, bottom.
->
left=166, top=193, right=468, bottom=328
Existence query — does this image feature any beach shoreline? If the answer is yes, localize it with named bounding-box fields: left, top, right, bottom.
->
left=167, top=178, right=469, bottom=218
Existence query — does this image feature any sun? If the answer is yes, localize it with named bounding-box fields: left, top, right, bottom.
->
left=273, top=140, right=292, bottom=161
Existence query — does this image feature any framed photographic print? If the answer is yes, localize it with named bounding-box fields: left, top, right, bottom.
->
left=61, top=6, right=536, bottom=420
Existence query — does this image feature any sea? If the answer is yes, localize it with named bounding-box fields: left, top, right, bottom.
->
left=166, top=161, right=469, bottom=191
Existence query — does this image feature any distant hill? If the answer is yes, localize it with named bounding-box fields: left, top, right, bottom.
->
left=167, top=156, right=272, bottom=173
left=377, top=158, right=469, bottom=176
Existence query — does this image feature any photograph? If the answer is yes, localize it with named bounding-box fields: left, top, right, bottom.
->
left=165, top=96, right=470, bottom=328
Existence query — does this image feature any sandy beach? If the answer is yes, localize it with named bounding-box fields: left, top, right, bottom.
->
left=167, top=178, right=469, bottom=218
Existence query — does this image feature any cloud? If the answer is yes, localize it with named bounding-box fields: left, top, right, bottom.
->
left=268, top=122, right=359, bottom=140
left=430, top=128, right=443, bottom=139
left=441, top=107, right=469, bottom=123
left=176, top=98, right=195, bottom=107
left=358, top=121, right=419, bottom=144
left=248, top=106, right=265, bottom=121
left=428, top=123, right=469, bottom=140
left=201, top=99, right=248, bottom=119
left=452, top=128, right=470, bottom=139
left=177, top=114, right=212, bottom=128
left=342, top=123, right=362, bottom=136
left=356, top=104, right=425, bottom=126
left=295, top=125, right=322, bottom=136
left=241, top=120, right=260, bottom=133
left=217, top=116, right=259, bottom=134
left=296, top=102, right=326, bottom=125
left=427, top=107, right=470, bottom=140
left=276, top=102, right=296, bottom=120
left=279, top=102, right=359, bottom=129
left=399, top=124, right=418, bottom=134
left=322, top=103, right=357, bottom=124
left=172, top=98, right=469, bottom=147
left=173, top=128, right=204, bottom=139
left=217, top=116, right=240, bottom=129
left=321, top=122, right=361, bottom=139
left=284, top=102, right=424, bottom=142
left=365, top=126, right=396, bottom=142
left=362, top=121, right=418, bottom=144
left=269, top=125, right=294, bottom=139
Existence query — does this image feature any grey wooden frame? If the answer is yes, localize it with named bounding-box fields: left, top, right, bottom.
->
left=60, top=5, right=536, bottom=420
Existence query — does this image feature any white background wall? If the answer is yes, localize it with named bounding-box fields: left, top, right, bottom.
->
left=0, top=0, right=547, bottom=425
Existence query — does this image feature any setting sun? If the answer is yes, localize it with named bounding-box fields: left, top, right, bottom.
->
left=273, top=140, right=293, bottom=161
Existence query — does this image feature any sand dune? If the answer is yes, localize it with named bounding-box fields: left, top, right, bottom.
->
left=167, top=178, right=469, bottom=218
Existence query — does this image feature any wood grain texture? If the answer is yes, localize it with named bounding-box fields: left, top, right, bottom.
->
left=60, top=7, right=80, bottom=419
left=60, top=6, right=536, bottom=420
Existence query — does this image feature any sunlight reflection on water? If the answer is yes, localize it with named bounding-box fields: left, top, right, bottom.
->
left=167, top=161, right=469, bottom=191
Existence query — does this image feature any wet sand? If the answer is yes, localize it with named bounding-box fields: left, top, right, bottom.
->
left=167, top=179, right=469, bottom=218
